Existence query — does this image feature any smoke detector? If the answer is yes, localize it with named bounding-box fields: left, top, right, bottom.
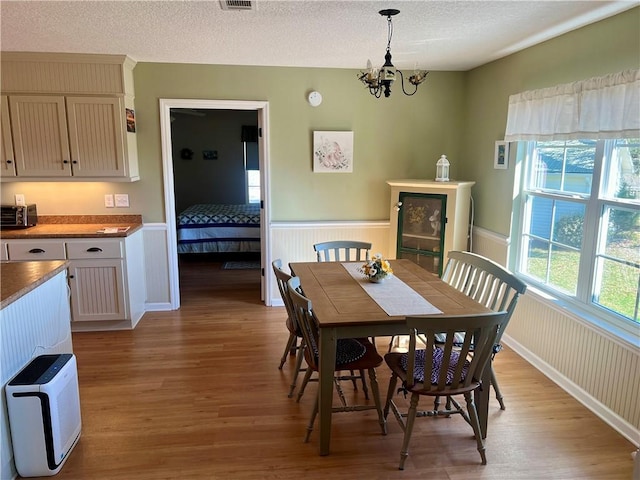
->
left=219, top=0, right=255, bottom=11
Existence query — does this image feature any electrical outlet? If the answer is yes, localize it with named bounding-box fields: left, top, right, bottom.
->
left=104, top=194, right=114, bottom=208
left=15, top=194, right=25, bottom=206
left=114, top=194, right=129, bottom=208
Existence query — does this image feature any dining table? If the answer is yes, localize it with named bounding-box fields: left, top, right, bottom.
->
left=288, top=258, right=492, bottom=456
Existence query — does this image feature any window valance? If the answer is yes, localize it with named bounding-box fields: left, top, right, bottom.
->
left=505, top=69, right=640, bottom=141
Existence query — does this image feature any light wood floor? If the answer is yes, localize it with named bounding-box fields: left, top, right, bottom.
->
left=47, top=260, right=635, bottom=479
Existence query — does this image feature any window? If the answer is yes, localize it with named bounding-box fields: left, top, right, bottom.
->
left=243, top=140, right=260, bottom=204
left=246, top=169, right=260, bottom=204
left=513, top=139, right=639, bottom=333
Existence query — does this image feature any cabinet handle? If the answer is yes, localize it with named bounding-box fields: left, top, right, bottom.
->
left=72, top=160, right=78, bottom=164
left=86, top=247, right=103, bottom=252
left=63, top=160, right=69, bottom=164
left=394, top=201, right=403, bottom=212
left=6, top=160, right=12, bottom=164
left=28, top=248, right=45, bottom=253
left=68, top=274, right=75, bottom=279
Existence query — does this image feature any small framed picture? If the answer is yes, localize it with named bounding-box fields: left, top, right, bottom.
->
left=494, top=141, right=509, bottom=169
left=126, top=108, right=136, bottom=133
left=313, top=131, right=354, bottom=173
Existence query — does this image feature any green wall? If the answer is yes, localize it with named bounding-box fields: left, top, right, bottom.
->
left=133, top=7, right=639, bottom=227
left=133, top=65, right=466, bottom=222
left=462, top=6, right=640, bottom=236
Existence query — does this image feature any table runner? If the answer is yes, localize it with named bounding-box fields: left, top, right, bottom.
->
left=342, top=263, right=442, bottom=316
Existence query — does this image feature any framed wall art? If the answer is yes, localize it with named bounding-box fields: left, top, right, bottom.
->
left=126, top=108, right=136, bottom=133
left=202, top=150, right=218, bottom=160
left=494, top=141, right=509, bottom=169
left=313, top=131, right=353, bottom=173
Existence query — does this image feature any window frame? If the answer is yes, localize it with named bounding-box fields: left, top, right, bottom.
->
left=511, top=139, right=639, bottom=340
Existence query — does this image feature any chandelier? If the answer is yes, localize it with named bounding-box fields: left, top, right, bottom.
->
left=357, top=9, right=429, bottom=98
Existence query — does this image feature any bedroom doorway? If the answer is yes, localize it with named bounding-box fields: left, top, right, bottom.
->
left=159, top=99, right=271, bottom=310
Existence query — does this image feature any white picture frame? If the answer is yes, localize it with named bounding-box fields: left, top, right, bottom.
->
left=313, top=131, right=354, bottom=173
left=494, top=141, right=509, bottom=169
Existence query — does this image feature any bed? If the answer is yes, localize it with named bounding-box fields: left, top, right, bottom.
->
left=177, top=204, right=261, bottom=254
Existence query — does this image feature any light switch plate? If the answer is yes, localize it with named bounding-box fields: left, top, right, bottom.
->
left=114, top=194, right=129, bottom=208
left=104, top=194, right=114, bottom=208
left=15, top=194, right=25, bottom=206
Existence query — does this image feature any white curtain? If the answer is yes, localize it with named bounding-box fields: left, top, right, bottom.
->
left=505, top=69, right=640, bottom=141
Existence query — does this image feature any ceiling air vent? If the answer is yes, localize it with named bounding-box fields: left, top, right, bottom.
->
left=219, top=0, right=255, bottom=11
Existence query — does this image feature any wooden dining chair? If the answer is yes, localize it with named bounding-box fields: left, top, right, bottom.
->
left=439, top=251, right=527, bottom=410
left=313, top=239, right=373, bottom=393
left=273, top=259, right=307, bottom=397
left=287, top=276, right=387, bottom=442
left=384, top=311, right=509, bottom=469
left=275, top=259, right=370, bottom=402
left=313, top=240, right=372, bottom=262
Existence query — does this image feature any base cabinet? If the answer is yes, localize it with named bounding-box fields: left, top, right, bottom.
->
left=4, top=231, right=145, bottom=330
left=387, top=179, right=475, bottom=275
left=68, top=259, right=126, bottom=322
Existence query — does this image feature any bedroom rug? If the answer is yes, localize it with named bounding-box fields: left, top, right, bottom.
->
left=222, top=261, right=261, bottom=270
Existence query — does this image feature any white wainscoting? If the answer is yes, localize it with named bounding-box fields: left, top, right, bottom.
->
left=472, top=227, right=640, bottom=446
left=142, top=224, right=172, bottom=311
left=270, top=221, right=391, bottom=305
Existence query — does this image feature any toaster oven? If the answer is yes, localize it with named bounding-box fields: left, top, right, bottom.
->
left=0, top=204, right=38, bottom=228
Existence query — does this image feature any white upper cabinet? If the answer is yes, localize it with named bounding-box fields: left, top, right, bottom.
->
left=66, top=96, right=127, bottom=177
left=0, top=53, right=139, bottom=182
left=1, top=96, right=16, bottom=177
left=9, top=95, right=71, bottom=177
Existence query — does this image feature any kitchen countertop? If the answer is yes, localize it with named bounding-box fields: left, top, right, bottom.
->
left=0, top=260, right=69, bottom=309
left=0, top=214, right=143, bottom=239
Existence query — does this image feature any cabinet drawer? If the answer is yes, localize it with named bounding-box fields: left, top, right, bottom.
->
left=66, top=239, right=123, bottom=259
left=7, top=240, right=66, bottom=260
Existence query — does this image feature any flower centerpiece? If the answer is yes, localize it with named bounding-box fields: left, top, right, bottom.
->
left=359, top=253, right=393, bottom=283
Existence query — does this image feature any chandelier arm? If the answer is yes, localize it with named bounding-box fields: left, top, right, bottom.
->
left=397, top=70, right=419, bottom=96
left=367, top=83, right=382, bottom=98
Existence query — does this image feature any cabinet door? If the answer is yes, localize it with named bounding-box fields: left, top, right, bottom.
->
left=1, top=96, right=16, bottom=176
left=9, top=96, right=72, bottom=177
left=68, top=259, right=127, bottom=321
left=66, top=97, right=126, bottom=177
left=396, top=192, right=446, bottom=275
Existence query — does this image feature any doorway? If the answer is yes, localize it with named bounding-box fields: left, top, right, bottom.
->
left=159, top=99, right=271, bottom=310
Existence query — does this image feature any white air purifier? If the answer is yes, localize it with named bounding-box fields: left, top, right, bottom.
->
left=6, top=354, right=82, bottom=477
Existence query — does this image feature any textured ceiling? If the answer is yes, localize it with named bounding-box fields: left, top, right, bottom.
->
left=0, top=1, right=636, bottom=71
